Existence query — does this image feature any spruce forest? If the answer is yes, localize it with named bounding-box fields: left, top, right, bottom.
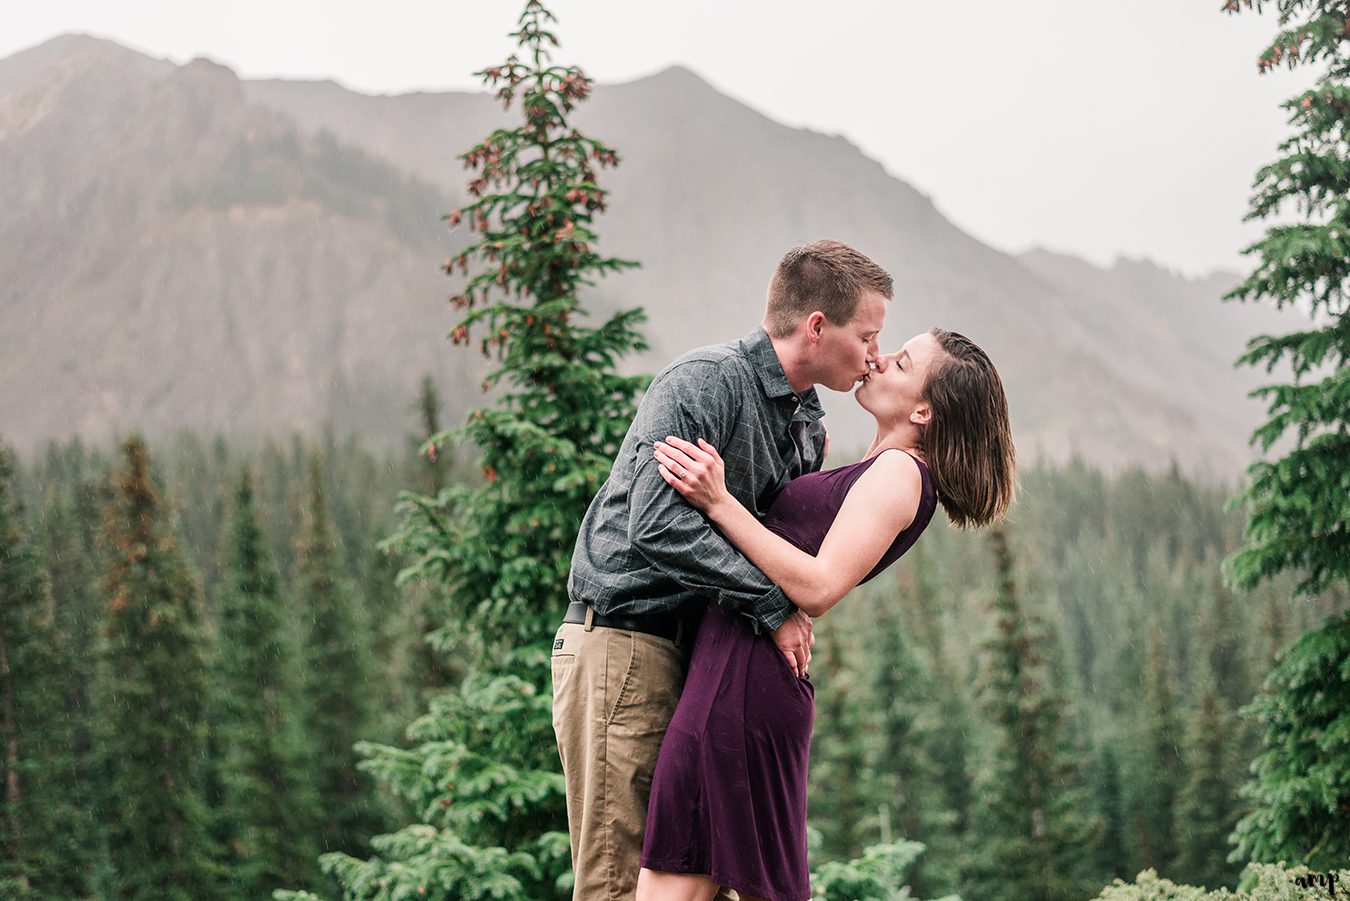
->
left=2, top=1, right=1348, bottom=900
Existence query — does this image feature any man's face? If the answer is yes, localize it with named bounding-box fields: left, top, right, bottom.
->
left=814, top=289, right=887, bottom=392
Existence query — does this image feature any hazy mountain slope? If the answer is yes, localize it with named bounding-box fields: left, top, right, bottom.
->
left=0, top=33, right=171, bottom=96
left=2, top=36, right=1303, bottom=476
left=248, top=64, right=1300, bottom=475
left=1017, top=249, right=1291, bottom=459
left=1, top=41, right=478, bottom=451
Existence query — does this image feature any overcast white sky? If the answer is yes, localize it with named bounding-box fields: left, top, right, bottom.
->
left=5, top=1, right=1317, bottom=277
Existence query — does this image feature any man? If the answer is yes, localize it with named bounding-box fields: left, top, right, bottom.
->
left=552, top=239, right=893, bottom=900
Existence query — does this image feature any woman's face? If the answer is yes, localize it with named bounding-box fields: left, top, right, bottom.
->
left=855, top=331, right=943, bottom=424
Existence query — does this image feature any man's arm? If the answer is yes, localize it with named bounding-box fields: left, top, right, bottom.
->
left=624, top=359, right=796, bottom=635
left=655, top=438, right=921, bottom=617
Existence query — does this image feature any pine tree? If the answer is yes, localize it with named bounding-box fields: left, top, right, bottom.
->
left=411, top=374, right=446, bottom=496
left=295, top=451, right=382, bottom=858
left=1220, top=0, right=1350, bottom=871
left=892, top=548, right=975, bottom=871
left=1090, top=742, right=1130, bottom=882
left=810, top=622, right=871, bottom=862
left=260, top=438, right=304, bottom=586
left=213, top=467, right=322, bottom=895
left=277, top=3, right=647, bottom=897
left=965, top=525, right=1100, bottom=901
left=361, top=534, right=423, bottom=742
left=1232, top=617, right=1350, bottom=871
left=1221, top=1, right=1350, bottom=597
left=1175, top=678, right=1242, bottom=891
left=34, top=442, right=105, bottom=894
left=95, top=436, right=221, bottom=899
left=1199, top=572, right=1263, bottom=770
left=168, top=431, right=232, bottom=603
left=396, top=376, right=456, bottom=700
left=395, top=0, right=644, bottom=654
left=400, top=379, right=460, bottom=696
left=0, top=443, right=88, bottom=898
left=1204, top=573, right=1253, bottom=713
left=858, top=584, right=960, bottom=898
left=1126, top=618, right=1182, bottom=876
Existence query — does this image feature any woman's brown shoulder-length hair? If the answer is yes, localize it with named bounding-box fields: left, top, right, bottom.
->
left=920, top=329, right=1016, bottom=529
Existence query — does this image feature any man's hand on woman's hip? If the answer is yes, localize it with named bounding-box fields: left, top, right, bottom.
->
left=770, top=609, right=814, bottom=676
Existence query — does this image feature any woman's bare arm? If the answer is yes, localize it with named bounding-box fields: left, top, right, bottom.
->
left=654, top=437, right=921, bottom=617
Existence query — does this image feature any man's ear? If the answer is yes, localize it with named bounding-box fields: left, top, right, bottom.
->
left=910, top=403, right=932, bottom=427
left=805, top=311, right=827, bottom=343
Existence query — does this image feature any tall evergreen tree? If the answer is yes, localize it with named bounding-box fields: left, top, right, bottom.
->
left=411, top=374, right=446, bottom=496
left=1126, top=618, right=1182, bottom=876
left=810, top=622, right=872, bottom=862
left=0, top=443, right=87, bottom=898
left=1175, top=677, right=1242, bottom=891
left=1199, top=573, right=1263, bottom=768
left=1221, top=2, right=1350, bottom=597
left=95, top=436, right=221, bottom=899
left=168, top=431, right=232, bottom=603
left=399, top=379, right=460, bottom=696
left=260, top=439, right=304, bottom=586
left=34, top=443, right=105, bottom=894
left=1233, top=616, right=1350, bottom=871
left=858, top=585, right=959, bottom=899
left=295, top=452, right=382, bottom=858
left=1221, top=0, right=1350, bottom=871
left=213, top=468, right=322, bottom=895
left=892, top=549, right=975, bottom=866
left=1203, top=573, right=1253, bottom=713
left=1089, top=742, right=1130, bottom=882
left=277, top=3, right=647, bottom=897
left=361, top=534, right=423, bottom=742
left=965, top=525, right=1100, bottom=901
left=894, top=544, right=944, bottom=664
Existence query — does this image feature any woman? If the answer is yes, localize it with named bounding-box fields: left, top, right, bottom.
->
left=635, top=328, right=1016, bottom=901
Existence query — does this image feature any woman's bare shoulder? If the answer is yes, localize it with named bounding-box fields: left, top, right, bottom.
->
left=844, top=449, right=923, bottom=529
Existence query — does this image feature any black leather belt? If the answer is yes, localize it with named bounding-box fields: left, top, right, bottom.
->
left=564, top=601, right=686, bottom=643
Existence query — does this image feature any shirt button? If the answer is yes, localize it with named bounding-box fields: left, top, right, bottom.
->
left=792, top=396, right=800, bottom=405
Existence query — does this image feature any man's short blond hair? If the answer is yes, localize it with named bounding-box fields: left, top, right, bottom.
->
left=764, top=240, right=893, bottom=338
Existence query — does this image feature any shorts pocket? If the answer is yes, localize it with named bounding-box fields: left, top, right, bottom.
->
left=607, top=631, right=682, bottom=732
left=551, top=627, right=577, bottom=700
left=604, top=632, right=638, bottom=725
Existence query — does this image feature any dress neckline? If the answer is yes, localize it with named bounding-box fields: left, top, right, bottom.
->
left=849, top=447, right=928, bottom=474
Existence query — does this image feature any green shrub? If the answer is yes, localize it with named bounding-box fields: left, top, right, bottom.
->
left=1092, top=864, right=1349, bottom=900
left=811, top=840, right=961, bottom=901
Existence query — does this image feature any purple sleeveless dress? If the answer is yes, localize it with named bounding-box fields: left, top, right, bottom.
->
left=640, top=450, right=937, bottom=901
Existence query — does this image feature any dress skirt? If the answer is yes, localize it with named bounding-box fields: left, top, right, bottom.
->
left=640, top=601, right=816, bottom=901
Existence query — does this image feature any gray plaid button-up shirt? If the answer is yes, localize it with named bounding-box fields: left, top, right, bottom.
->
left=568, top=327, right=827, bottom=635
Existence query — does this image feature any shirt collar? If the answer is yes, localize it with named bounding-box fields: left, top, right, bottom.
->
left=739, top=327, right=825, bottom=423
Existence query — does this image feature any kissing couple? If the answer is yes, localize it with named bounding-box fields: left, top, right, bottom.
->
left=552, top=239, right=1016, bottom=901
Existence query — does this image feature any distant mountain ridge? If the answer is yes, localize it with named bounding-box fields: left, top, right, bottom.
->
left=1, top=35, right=1299, bottom=477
